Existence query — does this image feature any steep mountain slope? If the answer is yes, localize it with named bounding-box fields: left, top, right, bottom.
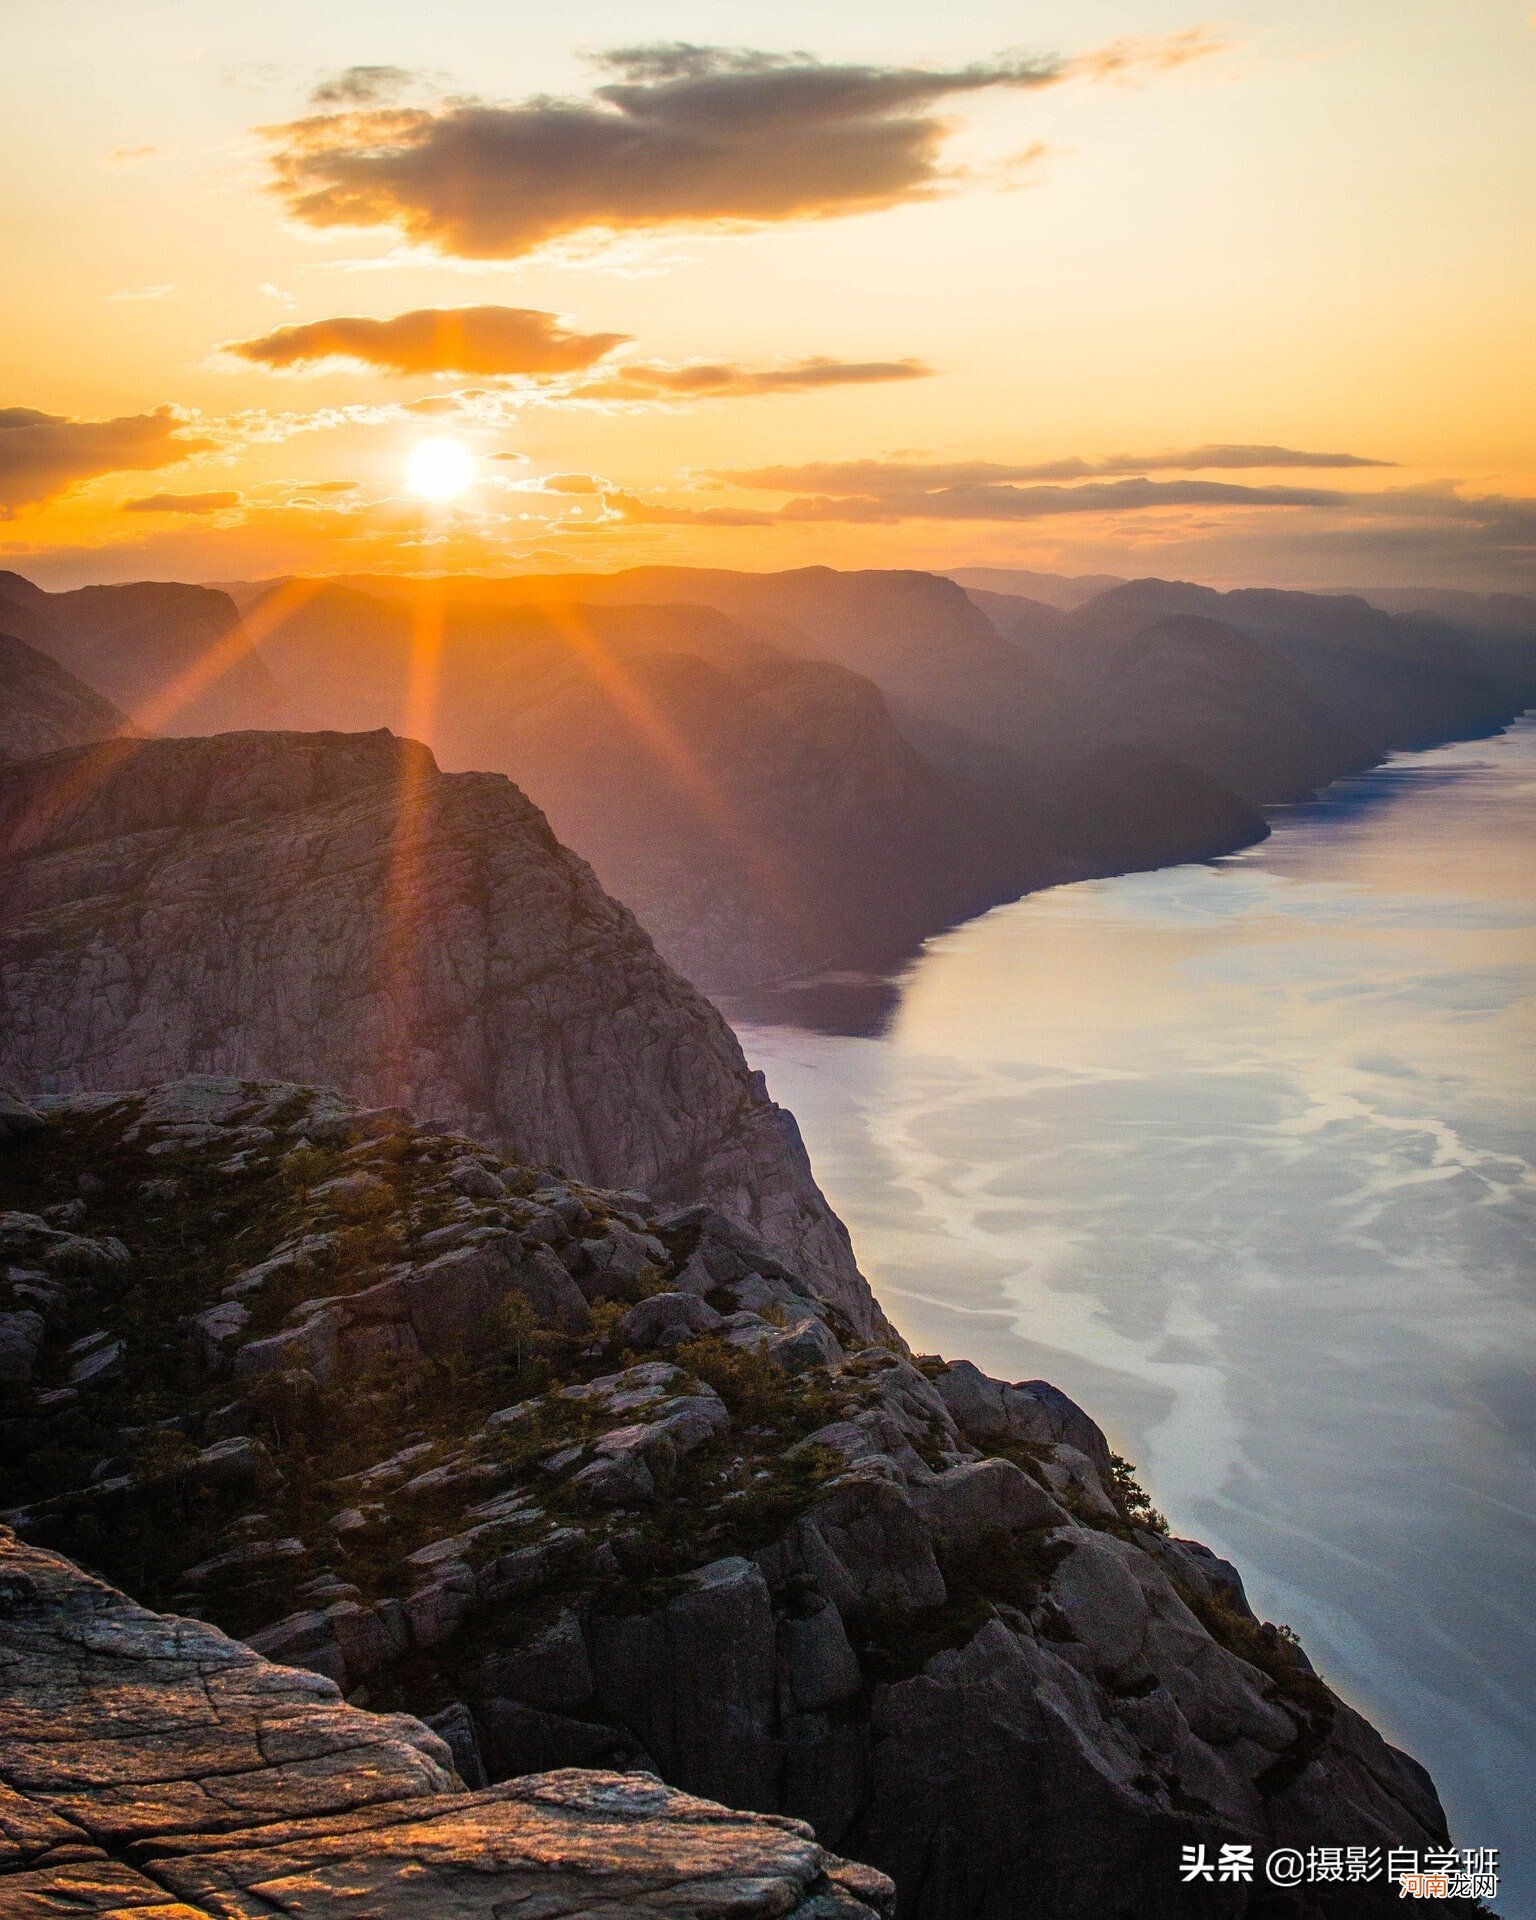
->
left=0, top=570, right=287, bottom=735
left=946, top=565, right=1129, bottom=608
left=1363, top=586, right=1536, bottom=640
left=268, top=569, right=1269, bottom=911
left=0, top=631, right=128, bottom=765
left=961, top=586, right=1072, bottom=651
left=0, top=1528, right=890, bottom=1919
left=0, top=1080, right=1455, bottom=1918
left=1065, top=581, right=1534, bottom=761
left=0, top=728, right=877, bottom=1335
left=233, top=583, right=1047, bottom=996
left=307, top=565, right=1067, bottom=749
left=996, top=613, right=1377, bottom=808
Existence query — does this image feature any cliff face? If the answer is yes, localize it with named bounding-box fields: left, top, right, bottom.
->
left=0, top=631, right=128, bottom=766
left=0, top=729, right=878, bottom=1337
left=0, top=1081, right=1453, bottom=1919
left=0, top=571, right=287, bottom=736
left=0, top=1528, right=891, bottom=1919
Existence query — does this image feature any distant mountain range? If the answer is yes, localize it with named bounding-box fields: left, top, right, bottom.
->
left=3, top=563, right=1531, bottom=1021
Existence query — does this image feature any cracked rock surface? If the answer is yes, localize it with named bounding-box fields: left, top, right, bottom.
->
left=0, top=1081, right=1459, bottom=1918
left=0, top=727, right=876, bottom=1336
left=0, top=1527, right=892, bottom=1918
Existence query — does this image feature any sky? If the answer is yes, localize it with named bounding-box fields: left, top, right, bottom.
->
left=2, top=0, right=1533, bottom=591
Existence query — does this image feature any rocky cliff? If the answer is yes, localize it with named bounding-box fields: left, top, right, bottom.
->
left=0, top=630, right=128, bottom=766
left=0, top=729, right=878, bottom=1337
left=0, top=1080, right=1460, bottom=1918
left=0, top=1525, right=891, bottom=1918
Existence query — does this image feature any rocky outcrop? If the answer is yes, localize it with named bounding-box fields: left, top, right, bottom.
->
left=0, top=1528, right=892, bottom=1919
left=0, top=730, right=877, bottom=1335
left=0, top=631, right=127, bottom=766
left=0, top=1082, right=1458, bottom=1917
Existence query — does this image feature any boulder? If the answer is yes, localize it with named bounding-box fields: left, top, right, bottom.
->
left=912, top=1458, right=1069, bottom=1553
left=620, top=1290, right=722, bottom=1349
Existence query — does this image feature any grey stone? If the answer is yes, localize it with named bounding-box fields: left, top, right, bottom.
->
left=912, top=1458, right=1069, bottom=1552
left=620, top=1290, right=722, bottom=1349
left=0, top=1308, right=45, bottom=1383
left=424, top=1701, right=490, bottom=1787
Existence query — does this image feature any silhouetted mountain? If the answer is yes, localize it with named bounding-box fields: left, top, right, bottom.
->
left=1359, top=587, right=1536, bottom=638
left=946, top=565, right=1129, bottom=608
left=230, top=581, right=1049, bottom=998
left=0, top=630, right=129, bottom=765
left=0, top=571, right=287, bottom=734
left=310, top=565, right=1067, bottom=750
left=996, top=611, right=1377, bottom=807
left=1065, top=580, right=1535, bottom=760
left=961, top=588, right=1071, bottom=651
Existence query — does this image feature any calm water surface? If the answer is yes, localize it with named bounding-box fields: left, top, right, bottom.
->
left=743, top=718, right=1536, bottom=1912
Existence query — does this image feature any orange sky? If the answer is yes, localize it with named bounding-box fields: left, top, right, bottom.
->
left=3, top=0, right=1533, bottom=591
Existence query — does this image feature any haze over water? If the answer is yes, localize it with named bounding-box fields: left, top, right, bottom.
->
left=744, top=717, right=1536, bottom=1912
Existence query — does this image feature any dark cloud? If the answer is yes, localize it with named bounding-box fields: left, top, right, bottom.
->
left=310, top=65, right=421, bottom=106
left=774, top=478, right=1351, bottom=523
left=724, top=446, right=1390, bottom=492
left=613, top=460, right=1536, bottom=546
left=0, top=407, right=214, bottom=514
left=224, top=305, right=629, bottom=377
left=262, top=35, right=1220, bottom=258
left=123, top=490, right=242, bottom=514
left=581, top=356, right=932, bottom=401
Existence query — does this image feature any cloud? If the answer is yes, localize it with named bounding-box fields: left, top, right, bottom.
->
left=610, top=456, right=1536, bottom=544
left=581, top=355, right=932, bottom=401
left=223, top=304, right=630, bottom=377
left=723, top=446, right=1391, bottom=492
left=123, top=490, right=242, bottom=514
left=1072, top=28, right=1227, bottom=82
left=0, top=407, right=214, bottom=515
left=310, top=65, right=422, bottom=106
left=261, top=34, right=1222, bottom=258
left=599, top=489, right=778, bottom=528
left=106, top=283, right=176, bottom=302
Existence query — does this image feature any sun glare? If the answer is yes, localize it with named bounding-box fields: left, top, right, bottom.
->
left=405, top=437, right=476, bottom=503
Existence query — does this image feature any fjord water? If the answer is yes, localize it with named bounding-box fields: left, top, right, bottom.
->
left=744, top=716, right=1536, bottom=1906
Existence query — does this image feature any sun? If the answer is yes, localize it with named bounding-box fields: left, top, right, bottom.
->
left=405, top=437, right=477, bottom=503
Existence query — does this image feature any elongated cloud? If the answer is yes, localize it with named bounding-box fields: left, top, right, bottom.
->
left=224, top=305, right=629, bottom=377
left=602, top=453, right=1536, bottom=538
left=124, top=490, right=241, bottom=514
left=262, top=35, right=1222, bottom=258
left=0, top=407, right=213, bottom=514
left=310, top=65, right=421, bottom=107
left=581, top=356, right=933, bottom=401
left=723, top=446, right=1393, bottom=493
